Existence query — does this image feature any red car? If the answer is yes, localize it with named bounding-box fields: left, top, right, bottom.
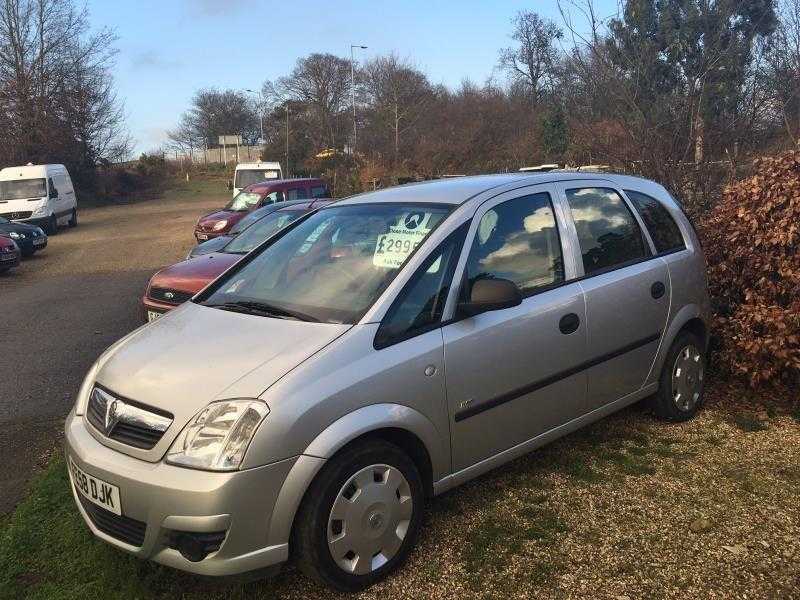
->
left=143, top=199, right=331, bottom=321
left=0, top=235, right=20, bottom=273
left=194, top=178, right=330, bottom=242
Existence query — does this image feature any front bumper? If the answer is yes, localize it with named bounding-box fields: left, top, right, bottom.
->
left=194, top=228, right=226, bottom=242
left=140, top=295, right=178, bottom=322
left=16, top=236, right=47, bottom=255
left=0, top=249, right=20, bottom=269
left=65, top=409, right=298, bottom=576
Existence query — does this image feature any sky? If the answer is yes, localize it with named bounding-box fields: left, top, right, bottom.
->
left=85, top=0, right=619, bottom=154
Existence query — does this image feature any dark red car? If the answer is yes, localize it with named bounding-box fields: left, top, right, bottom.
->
left=0, top=235, right=20, bottom=273
left=144, top=199, right=331, bottom=321
left=194, top=178, right=330, bottom=242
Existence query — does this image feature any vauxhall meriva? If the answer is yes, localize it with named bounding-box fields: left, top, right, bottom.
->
left=65, top=173, right=710, bottom=591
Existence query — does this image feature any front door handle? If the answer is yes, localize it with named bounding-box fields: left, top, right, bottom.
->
left=651, top=281, right=666, bottom=299
left=559, top=313, right=580, bottom=335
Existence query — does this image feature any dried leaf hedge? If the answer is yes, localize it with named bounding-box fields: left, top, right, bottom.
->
left=702, top=151, right=800, bottom=387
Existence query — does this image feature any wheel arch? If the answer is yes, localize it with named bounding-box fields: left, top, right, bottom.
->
left=648, top=304, right=709, bottom=386
left=266, top=403, right=446, bottom=547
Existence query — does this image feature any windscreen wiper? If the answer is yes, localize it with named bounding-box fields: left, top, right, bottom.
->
left=208, top=300, right=320, bottom=322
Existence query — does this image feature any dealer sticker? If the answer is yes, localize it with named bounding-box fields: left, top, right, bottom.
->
left=373, top=212, right=432, bottom=268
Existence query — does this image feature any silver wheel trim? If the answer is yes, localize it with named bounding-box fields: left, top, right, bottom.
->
left=671, top=344, right=704, bottom=411
left=327, top=463, right=413, bottom=575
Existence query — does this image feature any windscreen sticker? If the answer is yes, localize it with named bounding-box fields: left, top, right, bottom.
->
left=372, top=211, right=433, bottom=269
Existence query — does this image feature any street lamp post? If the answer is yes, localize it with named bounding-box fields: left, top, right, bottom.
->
left=350, top=44, right=367, bottom=156
left=285, top=103, right=290, bottom=178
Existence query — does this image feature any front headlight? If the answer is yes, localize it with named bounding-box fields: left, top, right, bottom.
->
left=212, top=220, right=228, bottom=231
left=166, top=400, right=269, bottom=471
left=32, top=205, right=47, bottom=216
left=8, top=231, right=22, bottom=239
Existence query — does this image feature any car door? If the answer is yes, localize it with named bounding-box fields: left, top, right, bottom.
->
left=441, top=186, right=588, bottom=473
left=554, top=181, right=670, bottom=410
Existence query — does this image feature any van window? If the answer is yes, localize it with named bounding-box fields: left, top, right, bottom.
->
left=376, top=224, right=468, bottom=347
left=566, top=187, right=648, bottom=276
left=624, top=190, right=685, bottom=254
left=0, top=178, right=46, bottom=200
left=286, top=187, right=310, bottom=201
left=311, top=185, right=328, bottom=199
left=235, top=169, right=280, bottom=189
left=464, top=193, right=564, bottom=296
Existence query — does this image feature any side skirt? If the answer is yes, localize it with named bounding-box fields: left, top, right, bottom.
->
left=432, top=383, right=658, bottom=496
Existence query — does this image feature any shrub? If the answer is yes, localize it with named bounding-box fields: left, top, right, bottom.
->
left=701, top=151, right=800, bottom=387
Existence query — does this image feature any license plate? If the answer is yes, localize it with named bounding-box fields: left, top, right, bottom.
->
left=0, top=253, right=16, bottom=261
left=147, top=310, right=162, bottom=322
left=68, top=456, right=121, bottom=515
left=33, top=238, right=45, bottom=245
left=197, top=233, right=209, bottom=240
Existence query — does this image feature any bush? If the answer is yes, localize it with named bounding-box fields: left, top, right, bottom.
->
left=702, top=151, right=800, bottom=387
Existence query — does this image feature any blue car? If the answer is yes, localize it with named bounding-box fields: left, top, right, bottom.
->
left=0, top=216, right=47, bottom=256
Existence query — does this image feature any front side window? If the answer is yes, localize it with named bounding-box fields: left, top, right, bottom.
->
left=464, top=193, right=564, bottom=296
left=224, top=211, right=305, bottom=254
left=201, top=204, right=451, bottom=324
left=566, top=187, right=647, bottom=276
left=261, top=191, right=284, bottom=205
left=226, top=192, right=262, bottom=211
left=0, top=178, right=46, bottom=200
left=235, top=169, right=280, bottom=189
left=624, top=189, right=685, bottom=254
left=311, top=185, right=329, bottom=198
left=376, top=224, right=467, bottom=347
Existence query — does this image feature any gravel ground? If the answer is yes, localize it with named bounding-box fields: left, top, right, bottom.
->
left=0, top=179, right=225, bottom=513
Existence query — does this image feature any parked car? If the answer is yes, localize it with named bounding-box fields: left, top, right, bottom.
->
left=66, top=173, right=709, bottom=591
left=194, top=178, right=331, bottom=242
left=0, top=163, right=77, bottom=234
left=187, top=199, right=331, bottom=260
left=0, top=235, right=21, bottom=273
left=0, top=217, right=47, bottom=256
left=230, top=161, right=283, bottom=197
left=144, top=199, right=331, bottom=322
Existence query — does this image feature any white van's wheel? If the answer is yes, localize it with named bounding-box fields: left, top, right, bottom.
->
left=68, top=208, right=77, bottom=228
left=46, top=214, right=58, bottom=235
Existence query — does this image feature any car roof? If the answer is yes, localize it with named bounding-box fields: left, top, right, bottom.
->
left=335, top=172, right=666, bottom=206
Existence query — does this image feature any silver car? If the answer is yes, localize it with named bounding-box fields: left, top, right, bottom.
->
left=65, top=173, right=709, bottom=591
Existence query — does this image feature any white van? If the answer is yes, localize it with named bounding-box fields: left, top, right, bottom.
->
left=0, top=163, right=77, bottom=234
left=229, top=161, right=282, bottom=197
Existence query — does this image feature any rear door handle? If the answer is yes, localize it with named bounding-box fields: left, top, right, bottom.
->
left=559, top=313, right=580, bottom=334
left=651, top=281, right=666, bottom=299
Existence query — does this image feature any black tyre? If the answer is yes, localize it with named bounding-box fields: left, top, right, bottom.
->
left=46, top=214, right=58, bottom=235
left=293, top=439, right=424, bottom=592
left=651, top=330, right=706, bottom=421
left=68, top=208, right=78, bottom=228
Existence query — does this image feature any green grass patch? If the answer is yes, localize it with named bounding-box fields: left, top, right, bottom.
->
left=559, top=456, right=606, bottom=484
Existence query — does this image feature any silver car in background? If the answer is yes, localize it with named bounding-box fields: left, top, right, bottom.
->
left=65, top=173, right=710, bottom=591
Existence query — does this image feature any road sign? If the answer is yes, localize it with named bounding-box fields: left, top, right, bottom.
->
left=218, top=135, right=242, bottom=145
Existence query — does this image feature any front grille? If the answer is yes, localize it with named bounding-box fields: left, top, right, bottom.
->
left=77, top=492, right=147, bottom=547
left=1, top=211, right=32, bottom=220
left=86, top=387, right=172, bottom=450
left=148, top=287, right=194, bottom=305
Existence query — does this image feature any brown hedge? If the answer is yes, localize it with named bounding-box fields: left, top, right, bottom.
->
left=701, top=151, right=800, bottom=387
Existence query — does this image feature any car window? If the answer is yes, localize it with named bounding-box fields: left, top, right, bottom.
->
left=376, top=224, right=468, bottom=347
left=202, top=204, right=451, bottom=324
left=565, top=187, right=648, bottom=276
left=286, top=187, right=310, bottom=201
left=235, top=169, right=280, bottom=188
left=224, top=210, right=304, bottom=254
left=464, top=193, right=564, bottom=297
left=261, top=191, right=284, bottom=205
left=0, top=178, right=46, bottom=200
left=624, top=189, right=685, bottom=254
left=311, top=185, right=328, bottom=199
left=226, top=192, right=262, bottom=211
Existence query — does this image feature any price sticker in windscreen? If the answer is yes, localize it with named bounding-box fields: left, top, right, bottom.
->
left=373, top=212, right=431, bottom=269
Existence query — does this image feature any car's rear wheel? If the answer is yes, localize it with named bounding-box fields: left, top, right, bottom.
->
left=68, top=208, right=78, bottom=228
left=651, top=330, right=705, bottom=421
left=293, top=439, right=424, bottom=592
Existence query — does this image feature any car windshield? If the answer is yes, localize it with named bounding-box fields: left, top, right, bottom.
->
left=202, top=204, right=451, bottom=324
left=225, top=191, right=262, bottom=212
left=235, top=169, right=280, bottom=189
left=224, top=210, right=306, bottom=254
left=1, top=178, right=46, bottom=200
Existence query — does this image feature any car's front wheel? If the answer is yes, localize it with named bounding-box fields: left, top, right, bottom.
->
left=293, top=439, right=424, bottom=592
left=68, top=208, right=78, bottom=228
left=46, top=214, right=58, bottom=235
left=651, top=330, right=706, bottom=421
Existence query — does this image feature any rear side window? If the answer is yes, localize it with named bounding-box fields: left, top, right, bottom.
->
left=566, top=187, right=648, bottom=276
left=311, top=185, right=328, bottom=198
left=624, top=189, right=685, bottom=254
left=375, top=224, right=468, bottom=348
left=286, top=187, right=310, bottom=201
left=464, top=193, right=564, bottom=296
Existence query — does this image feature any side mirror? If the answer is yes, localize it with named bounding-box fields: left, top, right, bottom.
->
left=226, top=180, right=233, bottom=190
left=458, top=278, right=522, bottom=317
